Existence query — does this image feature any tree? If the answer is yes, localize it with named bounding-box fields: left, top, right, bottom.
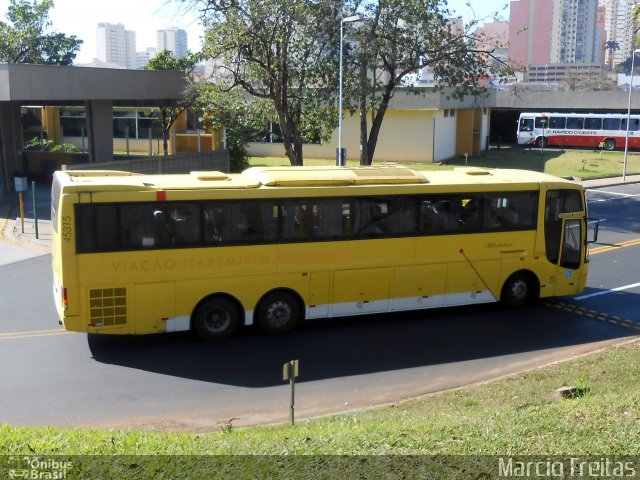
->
left=0, top=0, right=82, bottom=64
left=605, top=40, right=620, bottom=71
left=144, top=49, right=202, bottom=156
left=343, top=0, right=510, bottom=165
left=197, top=83, right=273, bottom=172
left=194, top=0, right=340, bottom=166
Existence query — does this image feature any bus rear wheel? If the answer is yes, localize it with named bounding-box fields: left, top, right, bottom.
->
left=256, top=291, right=302, bottom=334
left=603, top=139, right=616, bottom=151
left=501, top=272, right=537, bottom=308
left=192, top=297, right=241, bottom=339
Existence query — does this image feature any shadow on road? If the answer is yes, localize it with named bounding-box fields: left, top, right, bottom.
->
left=88, top=301, right=633, bottom=388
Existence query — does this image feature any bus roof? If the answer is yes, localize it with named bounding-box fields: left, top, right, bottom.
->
left=54, top=166, right=576, bottom=194
left=519, top=112, right=636, bottom=118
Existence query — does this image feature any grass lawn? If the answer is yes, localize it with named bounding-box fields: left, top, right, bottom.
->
left=2, top=340, right=639, bottom=476
left=250, top=147, right=640, bottom=179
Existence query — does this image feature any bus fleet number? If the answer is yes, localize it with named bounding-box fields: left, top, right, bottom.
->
left=62, top=216, right=72, bottom=243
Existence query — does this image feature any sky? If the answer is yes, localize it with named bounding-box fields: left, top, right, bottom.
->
left=0, top=0, right=509, bottom=65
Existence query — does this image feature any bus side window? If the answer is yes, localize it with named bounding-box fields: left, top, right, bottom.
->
left=121, top=205, right=157, bottom=248
left=203, top=205, right=224, bottom=244
left=620, top=118, right=639, bottom=131
left=76, top=204, right=118, bottom=252
left=225, top=201, right=278, bottom=243
left=356, top=199, right=389, bottom=236
left=584, top=117, right=602, bottom=130
left=566, top=117, right=584, bottom=130
left=387, top=196, right=419, bottom=234
left=314, top=199, right=344, bottom=238
left=603, top=117, right=621, bottom=130
left=420, top=199, right=440, bottom=233
left=459, top=196, right=481, bottom=230
left=281, top=201, right=317, bottom=240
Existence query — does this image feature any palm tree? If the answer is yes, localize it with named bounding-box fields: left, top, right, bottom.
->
left=605, top=40, right=620, bottom=71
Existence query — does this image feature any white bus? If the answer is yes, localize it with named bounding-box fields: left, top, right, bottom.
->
left=517, top=112, right=640, bottom=150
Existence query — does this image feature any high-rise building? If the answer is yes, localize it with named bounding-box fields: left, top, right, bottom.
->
left=136, top=47, right=157, bottom=69
left=604, top=0, right=638, bottom=68
left=157, top=27, right=188, bottom=58
left=508, top=0, right=554, bottom=68
left=475, top=20, right=510, bottom=65
left=550, top=0, right=598, bottom=63
left=596, top=5, right=607, bottom=64
left=96, top=23, right=137, bottom=69
left=509, top=0, right=598, bottom=68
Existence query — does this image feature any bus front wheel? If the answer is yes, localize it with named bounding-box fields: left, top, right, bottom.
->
left=603, top=139, right=616, bottom=151
left=536, top=137, right=548, bottom=148
left=256, top=291, right=302, bottom=334
left=501, top=272, right=537, bottom=308
left=192, top=297, right=241, bottom=339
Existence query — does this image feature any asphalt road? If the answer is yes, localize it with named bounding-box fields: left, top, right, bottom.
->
left=0, top=184, right=638, bottom=430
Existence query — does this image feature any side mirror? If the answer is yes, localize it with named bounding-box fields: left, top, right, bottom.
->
left=586, top=218, right=599, bottom=244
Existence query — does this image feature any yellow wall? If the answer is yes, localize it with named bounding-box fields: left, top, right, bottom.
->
left=42, top=107, right=61, bottom=144
left=455, top=109, right=483, bottom=156
left=248, top=109, right=440, bottom=163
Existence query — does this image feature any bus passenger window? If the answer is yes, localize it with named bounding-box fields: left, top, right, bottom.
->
left=549, top=117, right=566, bottom=129
left=420, top=200, right=440, bottom=233
left=584, top=117, right=602, bottom=130
left=459, top=197, right=481, bottom=230
left=203, top=205, right=224, bottom=244
left=566, top=117, right=584, bottom=129
left=603, top=118, right=621, bottom=130
left=356, top=199, right=389, bottom=236
left=387, top=197, right=419, bottom=234
left=121, top=205, right=157, bottom=248
left=225, top=201, right=278, bottom=243
left=281, top=201, right=317, bottom=240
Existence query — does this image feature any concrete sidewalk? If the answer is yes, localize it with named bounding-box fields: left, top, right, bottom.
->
left=1, top=174, right=640, bottom=253
left=0, top=179, right=52, bottom=253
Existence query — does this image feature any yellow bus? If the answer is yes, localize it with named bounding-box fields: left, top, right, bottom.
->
left=51, top=166, right=598, bottom=339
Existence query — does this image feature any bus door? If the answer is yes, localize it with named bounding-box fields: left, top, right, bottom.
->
left=554, top=214, right=584, bottom=296
left=544, top=189, right=585, bottom=296
left=518, top=116, right=535, bottom=145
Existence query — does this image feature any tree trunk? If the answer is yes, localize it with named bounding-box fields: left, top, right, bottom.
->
left=161, top=110, right=169, bottom=156
left=359, top=59, right=369, bottom=165
left=359, top=103, right=369, bottom=165
left=366, top=80, right=394, bottom=165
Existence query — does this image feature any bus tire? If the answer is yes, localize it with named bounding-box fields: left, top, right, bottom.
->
left=192, top=297, right=241, bottom=339
left=537, top=136, right=548, bottom=148
left=501, top=272, right=538, bottom=308
left=256, top=291, right=302, bottom=334
left=603, top=139, right=616, bottom=151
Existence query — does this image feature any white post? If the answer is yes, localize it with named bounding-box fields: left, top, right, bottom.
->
left=623, top=49, right=639, bottom=182
left=336, top=14, right=364, bottom=167
left=337, top=16, right=345, bottom=166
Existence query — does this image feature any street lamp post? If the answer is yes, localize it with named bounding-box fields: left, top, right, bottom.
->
left=623, top=48, right=640, bottom=182
left=337, top=14, right=364, bottom=166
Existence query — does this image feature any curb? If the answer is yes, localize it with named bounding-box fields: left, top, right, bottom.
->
left=2, top=217, right=51, bottom=252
